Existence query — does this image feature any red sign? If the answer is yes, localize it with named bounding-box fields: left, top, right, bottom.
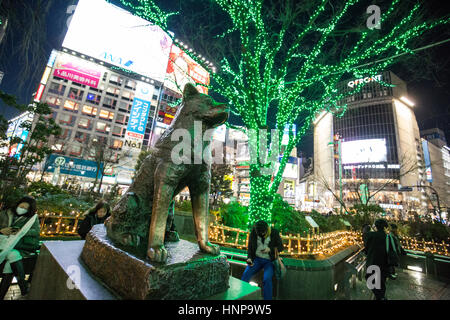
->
left=53, top=55, right=102, bottom=88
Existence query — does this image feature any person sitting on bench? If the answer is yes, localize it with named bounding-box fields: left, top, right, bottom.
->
left=0, top=196, right=40, bottom=299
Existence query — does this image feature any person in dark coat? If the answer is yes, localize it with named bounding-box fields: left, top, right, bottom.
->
left=363, top=219, right=389, bottom=300
left=361, top=224, right=372, bottom=253
left=0, top=196, right=40, bottom=299
left=77, top=200, right=111, bottom=239
left=388, top=223, right=406, bottom=279
left=241, top=220, right=284, bottom=300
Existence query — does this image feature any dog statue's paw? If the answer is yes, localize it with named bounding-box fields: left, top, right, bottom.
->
left=164, top=230, right=180, bottom=242
left=199, top=241, right=220, bottom=256
left=147, top=245, right=168, bottom=263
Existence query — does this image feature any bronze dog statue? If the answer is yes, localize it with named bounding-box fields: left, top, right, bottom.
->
left=105, top=83, right=228, bottom=263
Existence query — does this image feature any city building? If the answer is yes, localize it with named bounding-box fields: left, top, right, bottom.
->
left=420, top=129, right=450, bottom=219
left=313, top=71, right=427, bottom=217
left=29, top=0, right=210, bottom=192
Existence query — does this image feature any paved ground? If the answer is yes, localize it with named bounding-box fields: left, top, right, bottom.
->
left=347, top=268, right=450, bottom=300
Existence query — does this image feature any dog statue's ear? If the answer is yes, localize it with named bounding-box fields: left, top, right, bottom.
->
left=183, top=83, right=199, bottom=100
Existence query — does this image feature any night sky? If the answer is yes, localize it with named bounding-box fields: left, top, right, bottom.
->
left=0, top=0, right=448, bottom=158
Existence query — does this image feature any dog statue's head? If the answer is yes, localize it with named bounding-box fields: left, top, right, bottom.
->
left=177, top=83, right=228, bottom=128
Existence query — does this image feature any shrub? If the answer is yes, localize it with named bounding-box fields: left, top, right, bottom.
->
left=174, top=200, right=192, bottom=212
left=219, top=201, right=248, bottom=230
left=308, top=210, right=347, bottom=232
left=36, top=194, right=94, bottom=215
left=28, top=181, right=69, bottom=197
left=272, top=194, right=309, bottom=235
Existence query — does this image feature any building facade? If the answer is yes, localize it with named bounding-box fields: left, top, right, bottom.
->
left=29, top=0, right=211, bottom=191
left=420, top=132, right=450, bottom=219
left=313, top=71, right=427, bottom=216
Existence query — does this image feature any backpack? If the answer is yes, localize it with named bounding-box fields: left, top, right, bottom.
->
left=386, top=234, right=399, bottom=267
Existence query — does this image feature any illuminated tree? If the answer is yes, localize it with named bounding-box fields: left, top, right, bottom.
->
left=113, top=0, right=449, bottom=225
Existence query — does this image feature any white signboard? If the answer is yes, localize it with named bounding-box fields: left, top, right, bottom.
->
left=63, top=0, right=172, bottom=81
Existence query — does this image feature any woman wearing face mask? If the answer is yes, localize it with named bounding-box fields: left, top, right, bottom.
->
left=0, top=195, right=40, bottom=299
left=77, top=200, right=111, bottom=240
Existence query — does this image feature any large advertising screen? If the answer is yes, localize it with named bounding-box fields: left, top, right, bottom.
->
left=165, top=45, right=210, bottom=94
left=63, top=0, right=172, bottom=82
left=341, top=138, right=387, bottom=164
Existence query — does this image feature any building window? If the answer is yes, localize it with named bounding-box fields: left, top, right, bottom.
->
left=111, top=139, right=123, bottom=150
left=109, top=74, right=123, bottom=86
left=96, top=121, right=110, bottom=134
left=118, top=101, right=131, bottom=113
left=58, top=114, right=76, bottom=127
left=121, top=91, right=134, bottom=101
left=48, top=82, right=66, bottom=96
left=125, top=80, right=136, bottom=90
left=81, top=105, right=98, bottom=117
left=112, top=126, right=125, bottom=137
left=68, top=87, right=84, bottom=101
left=103, top=97, right=117, bottom=110
left=58, top=128, right=72, bottom=140
left=86, top=92, right=101, bottom=105
left=78, top=118, right=93, bottom=130
left=99, top=109, right=114, bottom=121
left=63, top=100, right=79, bottom=113
left=45, top=96, right=62, bottom=108
left=51, top=143, right=64, bottom=153
left=70, top=144, right=83, bottom=156
left=106, top=86, right=120, bottom=97
left=74, top=131, right=90, bottom=143
left=115, top=113, right=127, bottom=124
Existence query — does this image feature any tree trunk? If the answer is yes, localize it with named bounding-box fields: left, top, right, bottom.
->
left=247, top=165, right=274, bottom=226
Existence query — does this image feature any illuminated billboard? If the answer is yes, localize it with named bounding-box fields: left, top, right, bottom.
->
left=165, top=45, right=210, bottom=94
left=341, top=138, right=387, bottom=164
left=63, top=0, right=172, bottom=82
left=6, top=112, right=34, bottom=159
left=124, top=82, right=155, bottom=150
left=53, top=52, right=104, bottom=88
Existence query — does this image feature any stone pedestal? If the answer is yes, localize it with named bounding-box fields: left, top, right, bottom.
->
left=81, top=224, right=230, bottom=300
left=28, top=240, right=117, bottom=300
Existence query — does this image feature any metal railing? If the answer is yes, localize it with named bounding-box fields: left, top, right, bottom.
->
left=208, top=223, right=450, bottom=258
left=208, top=223, right=362, bottom=259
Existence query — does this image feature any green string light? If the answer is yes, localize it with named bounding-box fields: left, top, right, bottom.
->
left=111, top=0, right=449, bottom=226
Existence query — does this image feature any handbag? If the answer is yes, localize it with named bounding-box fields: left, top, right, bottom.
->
left=386, top=234, right=399, bottom=267
left=273, top=248, right=286, bottom=280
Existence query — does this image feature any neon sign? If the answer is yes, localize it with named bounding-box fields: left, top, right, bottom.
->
left=347, top=74, right=382, bottom=88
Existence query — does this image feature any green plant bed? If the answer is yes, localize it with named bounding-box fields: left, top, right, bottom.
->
left=36, top=194, right=94, bottom=215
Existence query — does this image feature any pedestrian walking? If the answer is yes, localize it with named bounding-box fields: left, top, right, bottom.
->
left=387, top=223, right=406, bottom=279
left=363, top=219, right=389, bottom=300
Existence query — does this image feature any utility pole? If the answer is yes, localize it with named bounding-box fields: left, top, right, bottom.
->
left=329, top=133, right=343, bottom=214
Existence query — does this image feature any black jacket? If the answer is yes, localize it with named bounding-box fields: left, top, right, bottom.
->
left=247, top=227, right=283, bottom=262
left=77, top=213, right=108, bottom=239
left=363, top=230, right=388, bottom=273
